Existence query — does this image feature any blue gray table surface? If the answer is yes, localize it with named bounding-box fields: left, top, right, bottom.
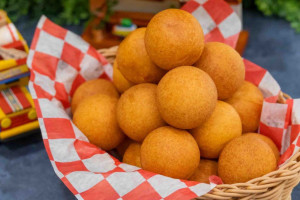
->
left=0, top=8, right=300, bottom=200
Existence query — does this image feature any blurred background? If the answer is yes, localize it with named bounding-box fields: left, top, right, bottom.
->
left=0, top=0, right=300, bottom=199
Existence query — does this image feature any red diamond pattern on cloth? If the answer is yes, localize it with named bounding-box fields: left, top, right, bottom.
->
left=87, top=46, right=101, bottom=60
left=181, top=0, right=200, bottom=13
left=42, top=17, right=68, bottom=40
left=122, top=181, right=162, bottom=200
left=260, top=122, right=284, bottom=151
left=54, top=82, right=70, bottom=109
left=48, top=138, right=81, bottom=162
left=30, top=28, right=41, bottom=50
left=66, top=171, right=104, bottom=194
left=50, top=160, right=64, bottom=178
left=205, top=27, right=224, bottom=42
left=37, top=99, right=70, bottom=119
left=61, top=42, right=84, bottom=71
left=80, top=54, right=105, bottom=80
left=106, top=172, right=146, bottom=197
left=291, top=100, right=300, bottom=142
left=244, top=59, right=267, bottom=86
left=99, top=72, right=112, bottom=81
left=182, top=0, right=241, bottom=48
left=55, top=160, right=88, bottom=175
left=65, top=31, right=90, bottom=53
left=202, top=0, right=233, bottom=24
left=291, top=125, right=300, bottom=144
left=33, top=72, right=56, bottom=97
left=44, top=118, right=75, bottom=139
left=32, top=51, right=59, bottom=80
left=297, top=136, right=300, bottom=146
left=82, top=154, right=117, bottom=173
left=244, top=59, right=280, bottom=103
left=31, top=83, right=53, bottom=100
left=26, top=1, right=300, bottom=199
left=35, top=30, right=64, bottom=58
left=147, top=175, right=187, bottom=198
left=43, top=139, right=54, bottom=161
left=279, top=144, right=296, bottom=165
left=165, top=187, right=199, bottom=200
left=73, top=140, right=104, bottom=160
left=260, top=101, right=288, bottom=151
left=70, top=74, right=86, bottom=97
left=55, top=60, right=78, bottom=94
left=118, top=163, right=140, bottom=172
left=278, top=99, right=300, bottom=166
left=80, top=179, right=120, bottom=200
left=61, top=177, right=79, bottom=195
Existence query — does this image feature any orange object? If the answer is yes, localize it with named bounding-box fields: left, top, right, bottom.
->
left=236, top=30, right=249, bottom=55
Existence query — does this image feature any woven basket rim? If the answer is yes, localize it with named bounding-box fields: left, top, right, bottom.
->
left=97, top=46, right=300, bottom=199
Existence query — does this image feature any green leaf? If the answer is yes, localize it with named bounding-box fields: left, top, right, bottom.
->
left=0, top=0, right=89, bottom=25
left=255, top=0, right=300, bottom=33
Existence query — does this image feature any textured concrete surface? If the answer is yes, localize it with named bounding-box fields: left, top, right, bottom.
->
left=0, top=8, right=299, bottom=200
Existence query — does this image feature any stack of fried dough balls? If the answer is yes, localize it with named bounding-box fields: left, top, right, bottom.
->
left=72, top=8, right=279, bottom=184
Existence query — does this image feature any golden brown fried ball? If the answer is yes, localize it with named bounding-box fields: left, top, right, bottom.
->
left=157, top=66, right=217, bottom=129
left=191, top=101, right=242, bottom=159
left=243, top=133, right=280, bottom=162
left=117, top=83, right=166, bottom=142
left=112, top=61, right=134, bottom=93
left=189, top=159, right=218, bottom=184
left=73, top=94, right=124, bottom=150
left=116, top=28, right=165, bottom=84
left=141, top=126, right=200, bottom=179
left=123, top=142, right=142, bottom=168
left=195, top=42, right=245, bottom=100
left=218, top=136, right=277, bottom=184
left=226, top=81, right=264, bottom=133
left=71, top=79, right=119, bottom=114
left=145, top=9, right=204, bottom=70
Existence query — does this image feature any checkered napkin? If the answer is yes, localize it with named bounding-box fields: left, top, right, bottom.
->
left=26, top=0, right=300, bottom=199
left=243, top=59, right=300, bottom=166
left=182, top=0, right=241, bottom=48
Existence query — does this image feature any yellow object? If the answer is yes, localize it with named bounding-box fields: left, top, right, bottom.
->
left=112, top=61, right=134, bottom=93
left=0, top=11, right=38, bottom=140
left=0, top=64, right=29, bottom=81
left=0, top=59, right=20, bottom=71
left=0, top=76, right=29, bottom=90
left=20, top=85, right=35, bottom=107
left=4, top=11, right=29, bottom=53
left=0, top=121, right=39, bottom=140
left=0, top=10, right=29, bottom=73
left=1, top=117, right=12, bottom=128
left=28, top=109, right=37, bottom=120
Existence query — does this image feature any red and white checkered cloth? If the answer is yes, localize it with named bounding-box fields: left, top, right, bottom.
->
left=182, top=0, right=241, bottom=48
left=26, top=0, right=300, bottom=199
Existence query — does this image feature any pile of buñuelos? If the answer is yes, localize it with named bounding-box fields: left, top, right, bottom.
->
left=72, top=9, right=278, bottom=184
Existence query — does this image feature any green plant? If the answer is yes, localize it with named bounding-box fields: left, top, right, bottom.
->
left=0, top=0, right=90, bottom=25
left=255, top=0, right=300, bottom=32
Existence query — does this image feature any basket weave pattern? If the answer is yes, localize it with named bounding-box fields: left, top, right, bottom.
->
left=98, top=46, right=300, bottom=200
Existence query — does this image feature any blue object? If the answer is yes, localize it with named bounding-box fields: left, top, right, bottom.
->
left=0, top=72, right=30, bottom=85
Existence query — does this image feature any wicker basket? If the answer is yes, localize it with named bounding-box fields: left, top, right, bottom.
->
left=98, top=46, right=300, bottom=200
